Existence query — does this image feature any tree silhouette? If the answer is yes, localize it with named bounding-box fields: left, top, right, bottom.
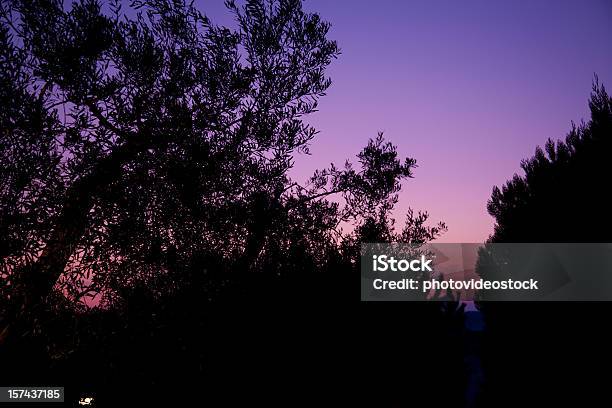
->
left=1, top=0, right=341, bottom=324
left=477, top=79, right=612, bottom=406
left=487, top=79, right=612, bottom=243
left=0, top=1, right=464, bottom=405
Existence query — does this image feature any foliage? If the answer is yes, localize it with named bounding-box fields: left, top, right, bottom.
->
left=486, top=78, right=612, bottom=243
left=0, top=0, right=445, bottom=325
left=476, top=79, right=612, bottom=406
left=0, top=2, right=461, bottom=404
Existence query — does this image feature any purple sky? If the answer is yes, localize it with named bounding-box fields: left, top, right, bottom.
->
left=202, top=0, right=612, bottom=242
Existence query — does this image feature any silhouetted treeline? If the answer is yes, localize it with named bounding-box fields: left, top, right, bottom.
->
left=0, top=1, right=465, bottom=406
left=477, top=80, right=612, bottom=407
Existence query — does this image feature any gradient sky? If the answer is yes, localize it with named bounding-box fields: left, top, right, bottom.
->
left=202, top=0, right=612, bottom=242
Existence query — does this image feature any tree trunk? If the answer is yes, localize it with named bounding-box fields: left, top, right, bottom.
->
left=1, top=131, right=159, bottom=344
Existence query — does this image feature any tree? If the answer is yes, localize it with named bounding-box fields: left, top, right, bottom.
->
left=0, top=0, right=341, bottom=314
left=0, top=0, right=446, bottom=338
left=477, top=79, right=612, bottom=406
left=0, top=1, right=461, bottom=404
left=486, top=79, right=612, bottom=243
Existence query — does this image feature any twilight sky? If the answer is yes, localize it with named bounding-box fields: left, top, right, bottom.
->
left=202, top=0, right=612, bottom=242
